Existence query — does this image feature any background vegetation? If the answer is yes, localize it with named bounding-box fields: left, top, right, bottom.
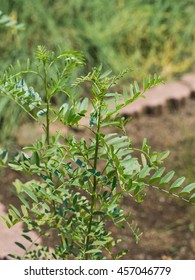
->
left=1, top=0, right=195, bottom=80
left=1, top=0, right=195, bottom=145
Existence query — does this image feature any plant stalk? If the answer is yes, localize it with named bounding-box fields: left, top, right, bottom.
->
left=43, top=65, right=50, bottom=146
left=43, top=63, right=67, bottom=256
left=84, top=101, right=102, bottom=259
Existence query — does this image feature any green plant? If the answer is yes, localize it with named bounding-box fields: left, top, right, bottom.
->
left=0, top=46, right=195, bottom=260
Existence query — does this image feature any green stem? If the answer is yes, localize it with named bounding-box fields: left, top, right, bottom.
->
left=43, top=63, right=59, bottom=230
left=43, top=63, right=67, bottom=255
left=84, top=101, right=102, bottom=259
left=43, top=65, right=50, bottom=146
left=46, top=99, right=50, bottom=146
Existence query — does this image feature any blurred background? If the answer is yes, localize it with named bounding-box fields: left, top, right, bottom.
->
left=1, top=0, right=195, bottom=78
left=1, top=0, right=195, bottom=143
left=0, top=0, right=195, bottom=259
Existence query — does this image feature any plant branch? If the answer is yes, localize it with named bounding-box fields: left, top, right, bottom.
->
left=151, top=185, right=195, bottom=206
left=84, top=100, right=102, bottom=259
left=43, top=63, right=50, bottom=146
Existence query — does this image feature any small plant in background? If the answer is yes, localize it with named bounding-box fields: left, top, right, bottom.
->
left=0, top=46, right=195, bottom=260
left=0, top=10, right=24, bottom=30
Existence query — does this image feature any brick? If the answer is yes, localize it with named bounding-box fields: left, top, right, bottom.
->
left=181, top=73, right=195, bottom=98
left=119, top=81, right=191, bottom=116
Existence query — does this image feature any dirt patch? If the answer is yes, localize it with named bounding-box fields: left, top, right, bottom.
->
left=0, top=97, right=195, bottom=260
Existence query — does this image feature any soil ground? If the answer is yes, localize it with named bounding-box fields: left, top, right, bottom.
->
left=0, top=97, right=195, bottom=260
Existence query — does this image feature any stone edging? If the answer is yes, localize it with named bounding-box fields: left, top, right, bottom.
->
left=119, top=73, right=195, bottom=117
